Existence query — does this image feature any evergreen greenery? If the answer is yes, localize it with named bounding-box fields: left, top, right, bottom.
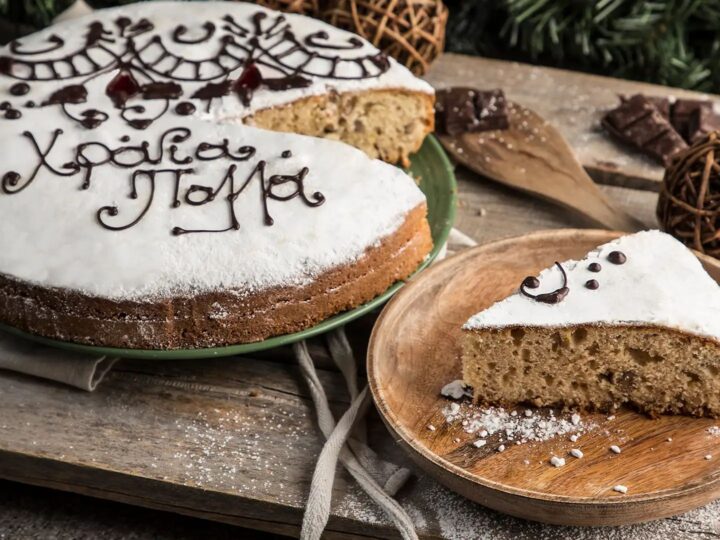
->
left=4, top=0, right=720, bottom=93
left=445, top=0, right=720, bottom=93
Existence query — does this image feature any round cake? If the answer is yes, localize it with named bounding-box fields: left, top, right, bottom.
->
left=0, top=1, right=434, bottom=349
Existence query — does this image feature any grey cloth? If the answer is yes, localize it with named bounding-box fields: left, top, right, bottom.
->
left=296, top=229, right=478, bottom=539
left=0, top=331, right=118, bottom=391
left=295, top=336, right=417, bottom=540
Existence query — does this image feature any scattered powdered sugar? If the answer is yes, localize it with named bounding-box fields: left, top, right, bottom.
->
left=610, top=445, right=622, bottom=454
left=613, top=485, right=628, bottom=494
left=708, top=426, right=720, bottom=437
left=550, top=456, right=566, bottom=467
left=570, top=448, right=584, bottom=459
left=441, top=402, right=591, bottom=445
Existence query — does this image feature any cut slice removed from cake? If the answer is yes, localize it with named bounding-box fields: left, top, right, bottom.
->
left=461, top=230, right=720, bottom=417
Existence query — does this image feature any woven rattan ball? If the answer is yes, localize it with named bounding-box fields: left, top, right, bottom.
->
left=321, top=0, right=447, bottom=75
left=251, top=0, right=320, bottom=16
left=657, top=131, right=720, bottom=258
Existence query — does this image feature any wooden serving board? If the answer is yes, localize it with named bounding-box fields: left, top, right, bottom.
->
left=368, top=229, right=720, bottom=527
left=426, top=54, right=720, bottom=191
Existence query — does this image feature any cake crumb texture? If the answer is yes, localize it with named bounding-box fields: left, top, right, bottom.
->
left=462, top=324, right=720, bottom=417
left=248, top=89, right=434, bottom=166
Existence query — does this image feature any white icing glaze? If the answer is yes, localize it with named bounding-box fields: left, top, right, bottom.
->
left=464, top=230, right=720, bottom=341
left=0, top=2, right=430, bottom=301
left=0, top=1, right=432, bottom=119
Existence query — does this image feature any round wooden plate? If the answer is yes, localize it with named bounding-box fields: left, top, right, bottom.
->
left=368, top=229, right=720, bottom=526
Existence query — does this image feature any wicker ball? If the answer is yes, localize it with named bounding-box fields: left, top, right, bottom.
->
left=321, top=0, right=447, bottom=75
left=657, top=131, right=720, bottom=258
left=251, top=0, right=320, bottom=16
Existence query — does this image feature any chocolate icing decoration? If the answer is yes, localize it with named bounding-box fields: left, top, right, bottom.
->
left=0, top=9, right=393, bottom=133
left=585, top=279, right=599, bottom=290
left=192, top=80, right=231, bottom=111
left=608, top=251, right=627, bottom=264
left=521, top=276, right=540, bottom=289
left=0, top=57, right=13, bottom=75
left=106, top=70, right=141, bottom=108
left=172, top=22, right=216, bottom=44
left=2, top=126, right=324, bottom=235
left=263, top=74, right=312, bottom=91
left=304, top=31, right=362, bottom=50
left=10, top=34, right=64, bottom=56
left=0, top=8, right=400, bottom=234
left=25, top=100, right=36, bottom=108
left=1, top=129, right=77, bottom=194
left=520, top=262, right=569, bottom=305
left=141, top=81, right=183, bottom=100
left=588, top=262, right=601, bottom=272
left=175, top=101, right=196, bottom=115
left=44, top=84, right=87, bottom=105
left=233, top=63, right=262, bottom=107
left=4, top=109, right=20, bottom=119
left=10, top=83, right=30, bottom=96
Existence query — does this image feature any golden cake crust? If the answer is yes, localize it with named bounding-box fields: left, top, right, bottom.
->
left=0, top=204, right=431, bottom=349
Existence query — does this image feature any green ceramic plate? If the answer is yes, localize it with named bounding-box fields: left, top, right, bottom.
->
left=1, top=135, right=456, bottom=359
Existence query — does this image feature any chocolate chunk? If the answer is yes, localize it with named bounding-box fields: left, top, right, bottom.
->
left=687, top=106, right=720, bottom=143
left=602, top=95, right=687, bottom=165
left=435, top=87, right=509, bottom=136
left=621, top=94, right=670, bottom=120
left=671, top=99, right=712, bottom=140
left=473, top=89, right=509, bottom=131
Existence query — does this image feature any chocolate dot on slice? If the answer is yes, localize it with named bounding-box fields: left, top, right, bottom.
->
left=522, top=276, right=540, bottom=289
left=608, top=251, right=627, bottom=264
left=9, top=82, right=29, bottom=96
left=588, top=262, right=602, bottom=272
left=585, top=279, right=599, bottom=290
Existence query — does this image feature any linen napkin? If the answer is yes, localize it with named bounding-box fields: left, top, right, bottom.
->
left=0, top=330, right=118, bottom=391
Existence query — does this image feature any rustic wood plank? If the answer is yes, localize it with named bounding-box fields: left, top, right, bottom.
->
left=425, top=53, right=720, bottom=190
left=0, top=170, right=717, bottom=539
left=2, top=53, right=719, bottom=539
left=454, top=166, right=659, bottom=245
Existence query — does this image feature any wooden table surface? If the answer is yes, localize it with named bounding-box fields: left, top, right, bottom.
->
left=2, top=54, right=720, bottom=539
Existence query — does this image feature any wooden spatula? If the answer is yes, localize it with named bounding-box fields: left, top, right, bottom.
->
left=437, top=102, right=645, bottom=232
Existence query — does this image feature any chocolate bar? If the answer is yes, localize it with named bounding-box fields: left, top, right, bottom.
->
left=621, top=94, right=670, bottom=120
left=602, top=95, right=687, bottom=165
left=687, top=106, right=720, bottom=143
left=671, top=99, right=713, bottom=140
left=435, top=87, right=509, bottom=136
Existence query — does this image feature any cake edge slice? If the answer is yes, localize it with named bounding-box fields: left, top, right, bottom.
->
left=461, top=322, right=720, bottom=418
left=247, top=88, right=434, bottom=167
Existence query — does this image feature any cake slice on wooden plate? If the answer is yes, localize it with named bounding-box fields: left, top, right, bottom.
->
left=461, top=230, right=720, bottom=417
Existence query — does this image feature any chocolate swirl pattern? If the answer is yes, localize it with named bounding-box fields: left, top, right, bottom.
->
left=0, top=2, right=430, bottom=241
left=0, top=7, right=390, bottom=131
